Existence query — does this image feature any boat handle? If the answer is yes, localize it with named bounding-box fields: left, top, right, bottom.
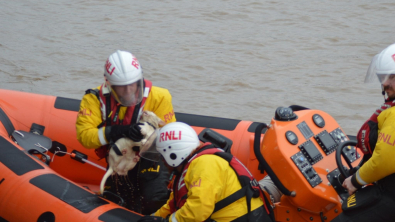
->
left=253, top=123, right=295, bottom=197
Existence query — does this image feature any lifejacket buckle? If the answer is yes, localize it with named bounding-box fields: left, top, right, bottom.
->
left=250, top=179, right=261, bottom=198
left=250, top=179, right=259, bottom=187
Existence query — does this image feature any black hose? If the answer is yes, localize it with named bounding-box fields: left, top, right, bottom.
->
left=253, top=123, right=293, bottom=196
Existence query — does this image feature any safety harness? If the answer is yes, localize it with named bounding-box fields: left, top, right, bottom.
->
left=356, top=99, right=395, bottom=154
left=85, top=79, right=152, bottom=159
left=170, top=143, right=272, bottom=221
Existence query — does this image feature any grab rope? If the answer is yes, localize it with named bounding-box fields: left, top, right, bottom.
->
left=34, top=143, right=49, bottom=152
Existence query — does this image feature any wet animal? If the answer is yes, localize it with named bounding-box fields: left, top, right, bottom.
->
left=99, top=111, right=165, bottom=194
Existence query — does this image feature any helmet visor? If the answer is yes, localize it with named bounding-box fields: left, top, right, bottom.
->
left=365, top=54, right=395, bottom=84
left=139, top=129, right=162, bottom=162
left=377, top=74, right=395, bottom=84
left=364, top=54, right=379, bottom=83
left=110, top=79, right=144, bottom=106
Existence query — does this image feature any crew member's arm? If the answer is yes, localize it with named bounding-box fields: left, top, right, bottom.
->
left=153, top=192, right=174, bottom=218
left=144, top=86, right=176, bottom=124
left=168, top=156, right=223, bottom=222
left=345, top=109, right=395, bottom=193
left=76, top=93, right=105, bottom=148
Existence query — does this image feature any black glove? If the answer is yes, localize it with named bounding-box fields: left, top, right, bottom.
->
left=137, top=216, right=168, bottom=222
left=106, top=123, right=144, bottom=142
left=128, top=123, right=144, bottom=142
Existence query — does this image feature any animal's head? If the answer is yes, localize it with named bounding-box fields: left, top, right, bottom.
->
left=140, top=111, right=165, bottom=129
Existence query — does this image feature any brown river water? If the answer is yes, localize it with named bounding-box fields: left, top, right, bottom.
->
left=1, top=0, right=395, bottom=135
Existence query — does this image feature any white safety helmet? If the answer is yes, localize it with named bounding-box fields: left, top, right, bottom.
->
left=365, top=43, right=395, bottom=84
left=156, top=122, right=200, bottom=167
left=104, top=50, right=144, bottom=106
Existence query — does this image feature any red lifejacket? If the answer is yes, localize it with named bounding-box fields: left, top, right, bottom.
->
left=169, top=143, right=270, bottom=220
left=356, top=99, right=395, bottom=154
left=86, top=79, right=152, bottom=159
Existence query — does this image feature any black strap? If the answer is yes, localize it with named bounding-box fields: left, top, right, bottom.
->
left=111, top=143, right=123, bottom=156
left=105, top=94, right=112, bottom=126
left=130, top=101, right=141, bottom=124
left=85, top=88, right=99, bottom=96
left=0, top=107, right=15, bottom=136
left=145, top=121, right=156, bottom=130
left=210, top=185, right=257, bottom=222
left=213, top=185, right=249, bottom=213
left=112, top=105, right=121, bottom=123
left=95, top=93, right=113, bottom=129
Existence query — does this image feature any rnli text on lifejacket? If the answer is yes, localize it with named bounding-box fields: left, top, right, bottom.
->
left=164, top=110, right=175, bottom=123
left=378, top=132, right=395, bottom=146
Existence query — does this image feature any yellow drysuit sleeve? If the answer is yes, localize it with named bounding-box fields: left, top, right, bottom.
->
left=154, top=155, right=264, bottom=222
left=356, top=106, right=395, bottom=185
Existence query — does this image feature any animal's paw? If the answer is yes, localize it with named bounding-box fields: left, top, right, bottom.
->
left=133, top=156, right=140, bottom=163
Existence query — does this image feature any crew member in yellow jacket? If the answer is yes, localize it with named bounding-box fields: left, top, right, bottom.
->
left=332, top=43, right=395, bottom=221
left=76, top=50, right=176, bottom=214
left=138, top=122, right=273, bottom=222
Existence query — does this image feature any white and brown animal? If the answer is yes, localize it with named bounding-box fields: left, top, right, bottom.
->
left=99, top=111, right=165, bottom=194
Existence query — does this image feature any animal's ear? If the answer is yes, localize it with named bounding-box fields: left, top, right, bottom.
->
left=159, top=120, right=166, bottom=127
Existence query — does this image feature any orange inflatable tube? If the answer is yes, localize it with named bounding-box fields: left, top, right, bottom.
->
left=0, top=89, right=363, bottom=221
left=0, top=89, right=266, bottom=221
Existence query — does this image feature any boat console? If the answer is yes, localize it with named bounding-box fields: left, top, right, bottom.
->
left=258, top=107, right=362, bottom=221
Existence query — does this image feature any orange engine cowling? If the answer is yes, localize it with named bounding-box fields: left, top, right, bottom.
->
left=259, top=108, right=363, bottom=222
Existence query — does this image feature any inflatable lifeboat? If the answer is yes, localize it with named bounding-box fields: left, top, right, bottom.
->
left=0, top=89, right=363, bottom=222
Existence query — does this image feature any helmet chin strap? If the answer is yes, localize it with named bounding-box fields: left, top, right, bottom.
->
left=173, top=154, right=193, bottom=175
left=174, top=160, right=187, bottom=175
left=382, top=85, right=388, bottom=102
